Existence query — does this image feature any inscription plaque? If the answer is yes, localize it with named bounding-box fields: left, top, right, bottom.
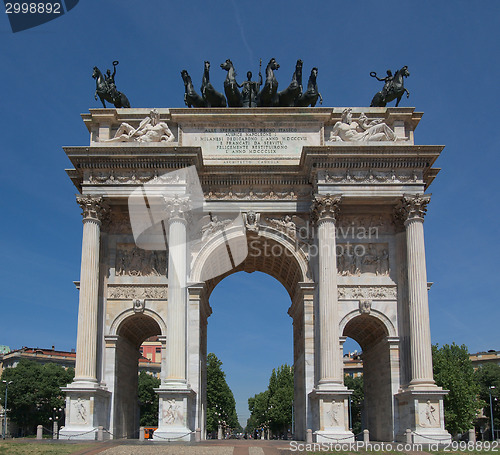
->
left=180, top=122, right=321, bottom=164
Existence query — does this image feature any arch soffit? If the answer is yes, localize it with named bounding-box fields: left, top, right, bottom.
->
left=339, top=308, right=397, bottom=339
left=190, top=225, right=311, bottom=289
left=109, top=307, right=167, bottom=338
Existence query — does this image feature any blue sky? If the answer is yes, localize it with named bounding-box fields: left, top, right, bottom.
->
left=1, top=0, right=499, bottom=426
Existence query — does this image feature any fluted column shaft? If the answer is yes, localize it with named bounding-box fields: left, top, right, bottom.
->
left=164, top=197, right=190, bottom=385
left=74, top=196, right=108, bottom=382
left=397, top=194, right=435, bottom=387
left=313, top=195, right=343, bottom=387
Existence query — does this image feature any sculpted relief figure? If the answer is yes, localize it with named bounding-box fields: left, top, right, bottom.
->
left=338, top=243, right=390, bottom=276
left=107, top=109, right=175, bottom=143
left=329, top=109, right=405, bottom=142
left=115, top=245, right=167, bottom=277
left=200, top=215, right=232, bottom=240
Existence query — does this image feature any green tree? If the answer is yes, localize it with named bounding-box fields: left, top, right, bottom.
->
left=267, top=365, right=294, bottom=435
left=138, top=371, right=160, bottom=426
left=432, top=343, right=482, bottom=435
left=344, top=375, right=364, bottom=435
left=475, top=363, right=500, bottom=437
left=206, top=353, right=240, bottom=434
left=246, top=364, right=294, bottom=437
left=0, top=359, right=74, bottom=435
left=246, top=390, right=269, bottom=434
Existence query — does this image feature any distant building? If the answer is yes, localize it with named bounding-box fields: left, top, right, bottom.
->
left=469, top=350, right=500, bottom=368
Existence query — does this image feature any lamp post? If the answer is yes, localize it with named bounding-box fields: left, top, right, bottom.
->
left=48, top=407, right=63, bottom=439
left=489, top=386, right=496, bottom=441
left=2, top=380, right=13, bottom=440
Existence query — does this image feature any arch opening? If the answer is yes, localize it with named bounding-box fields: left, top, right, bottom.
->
left=113, top=313, right=162, bottom=438
left=198, top=232, right=308, bottom=439
left=343, top=314, right=393, bottom=441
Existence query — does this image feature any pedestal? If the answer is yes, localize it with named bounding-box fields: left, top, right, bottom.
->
left=59, top=383, right=110, bottom=440
left=153, top=387, right=195, bottom=441
left=310, top=389, right=354, bottom=443
left=395, top=389, right=451, bottom=443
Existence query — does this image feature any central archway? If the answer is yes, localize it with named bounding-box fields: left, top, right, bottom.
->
left=190, top=228, right=313, bottom=440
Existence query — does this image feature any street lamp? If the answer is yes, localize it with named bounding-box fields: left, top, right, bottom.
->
left=489, top=386, right=496, bottom=441
left=2, top=380, right=13, bottom=440
left=48, top=407, right=63, bottom=439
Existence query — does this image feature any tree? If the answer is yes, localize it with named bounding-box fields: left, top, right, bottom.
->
left=138, top=371, right=160, bottom=426
left=432, top=343, right=482, bottom=435
left=475, top=363, right=500, bottom=437
left=246, top=364, right=294, bottom=437
left=246, top=390, right=269, bottom=434
left=206, top=353, right=240, bottom=434
left=0, top=359, right=74, bottom=436
left=344, top=375, right=364, bottom=435
left=267, top=365, right=294, bottom=436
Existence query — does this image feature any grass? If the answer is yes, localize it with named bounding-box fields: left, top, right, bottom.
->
left=0, top=442, right=97, bottom=455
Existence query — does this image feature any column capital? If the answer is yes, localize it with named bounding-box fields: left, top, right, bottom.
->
left=311, top=194, right=342, bottom=223
left=395, top=193, right=431, bottom=225
left=76, top=195, right=109, bottom=223
left=164, top=195, right=191, bottom=222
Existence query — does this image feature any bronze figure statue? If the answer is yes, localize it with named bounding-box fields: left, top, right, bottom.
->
left=181, top=69, right=206, bottom=108
left=256, top=58, right=280, bottom=107
left=220, top=59, right=243, bottom=107
left=201, top=61, right=227, bottom=108
left=92, top=61, right=130, bottom=108
left=370, top=66, right=410, bottom=107
left=277, top=59, right=303, bottom=107
left=237, top=61, right=263, bottom=108
left=295, top=67, right=322, bottom=107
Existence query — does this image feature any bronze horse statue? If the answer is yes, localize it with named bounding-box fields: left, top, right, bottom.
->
left=181, top=69, right=206, bottom=108
left=220, top=59, right=243, bottom=107
left=201, top=61, right=227, bottom=108
left=295, top=67, right=322, bottom=107
left=256, top=58, right=280, bottom=107
left=92, top=66, right=130, bottom=108
left=277, top=59, right=303, bottom=107
left=370, top=66, right=410, bottom=107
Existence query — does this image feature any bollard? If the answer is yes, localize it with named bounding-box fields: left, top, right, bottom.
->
left=139, top=426, right=145, bottom=442
left=363, top=429, right=370, bottom=442
left=405, top=428, right=412, bottom=444
left=468, top=429, right=476, bottom=443
left=306, top=429, right=313, bottom=443
left=37, top=425, right=43, bottom=440
left=97, top=426, right=104, bottom=441
left=195, top=428, right=201, bottom=442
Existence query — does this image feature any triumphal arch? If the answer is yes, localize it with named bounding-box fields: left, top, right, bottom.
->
left=59, top=105, right=452, bottom=443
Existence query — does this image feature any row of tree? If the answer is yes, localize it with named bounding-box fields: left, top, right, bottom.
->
left=246, top=364, right=294, bottom=437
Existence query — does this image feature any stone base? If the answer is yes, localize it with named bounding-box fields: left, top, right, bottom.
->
left=59, top=382, right=110, bottom=441
left=153, top=386, right=195, bottom=442
left=395, top=388, right=451, bottom=444
left=310, top=388, right=355, bottom=443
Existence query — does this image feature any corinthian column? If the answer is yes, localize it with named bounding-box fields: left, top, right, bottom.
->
left=396, top=194, right=435, bottom=387
left=164, top=196, right=190, bottom=386
left=74, top=195, right=108, bottom=383
left=312, top=195, right=343, bottom=388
